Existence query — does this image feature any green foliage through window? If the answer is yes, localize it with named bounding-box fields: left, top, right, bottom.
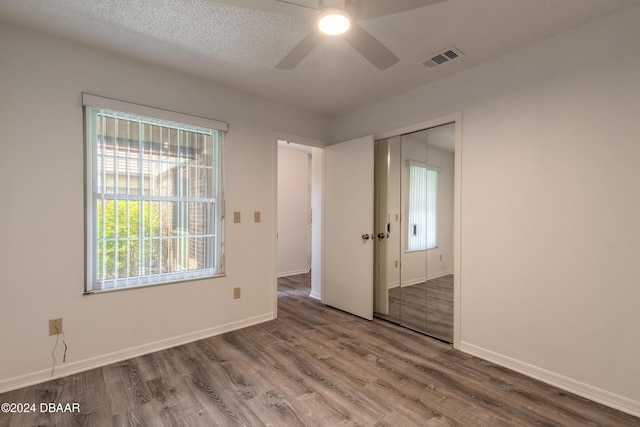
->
left=96, top=201, right=160, bottom=280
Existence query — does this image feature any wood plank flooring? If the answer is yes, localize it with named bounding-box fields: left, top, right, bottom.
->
left=382, top=275, right=454, bottom=343
left=1, top=272, right=638, bottom=426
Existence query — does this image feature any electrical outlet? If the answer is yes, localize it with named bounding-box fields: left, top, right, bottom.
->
left=49, top=318, right=63, bottom=336
left=233, top=287, right=241, bottom=299
left=233, top=211, right=241, bottom=223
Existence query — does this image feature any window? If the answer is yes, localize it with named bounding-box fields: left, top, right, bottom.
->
left=406, top=161, right=438, bottom=251
left=84, top=94, right=227, bottom=292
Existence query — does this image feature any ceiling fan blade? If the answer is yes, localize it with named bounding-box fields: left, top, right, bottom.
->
left=276, top=31, right=324, bottom=69
left=343, top=23, right=398, bottom=70
left=209, top=0, right=318, bottom=19
left=346, top=0, right=446, bottom=21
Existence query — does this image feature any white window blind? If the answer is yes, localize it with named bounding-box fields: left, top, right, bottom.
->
left=84, top=94, right=226, bottom=292
left=407, top=161, right=438, bottom=251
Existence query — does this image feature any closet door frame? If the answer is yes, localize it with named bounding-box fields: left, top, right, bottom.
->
left=375, top=112, right=462, bottom=349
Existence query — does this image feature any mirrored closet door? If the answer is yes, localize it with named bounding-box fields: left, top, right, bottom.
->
left=374, top=123, right=455, bottom=343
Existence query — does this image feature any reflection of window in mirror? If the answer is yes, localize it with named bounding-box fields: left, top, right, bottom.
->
left=406, top=160, right=439, bottom=252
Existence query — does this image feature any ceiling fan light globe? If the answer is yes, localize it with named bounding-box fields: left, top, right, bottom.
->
left=317, top=9, right=351, bottom=36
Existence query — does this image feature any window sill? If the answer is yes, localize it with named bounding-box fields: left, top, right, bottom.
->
left=83, top=273, right=226, bottom=295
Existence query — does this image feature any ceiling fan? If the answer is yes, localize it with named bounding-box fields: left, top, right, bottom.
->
left=209, top=0, right=445, bottom=70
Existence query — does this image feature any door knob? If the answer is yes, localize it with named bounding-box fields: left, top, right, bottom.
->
left=361, top=233, right=370, bottom=240
left=377, top=233, right=386, bottom=239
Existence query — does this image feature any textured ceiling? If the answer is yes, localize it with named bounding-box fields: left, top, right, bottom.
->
left=1, top=0, right=639, bottom=117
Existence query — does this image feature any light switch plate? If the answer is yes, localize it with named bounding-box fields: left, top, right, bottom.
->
left=254, top=211, right=261, bottom=223
left=234, top=211, right=241, bottom=223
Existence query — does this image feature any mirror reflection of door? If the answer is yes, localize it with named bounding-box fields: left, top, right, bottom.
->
left=374, top=123, right=455, bottom=343
left=374, top=137, right=401, bottom=320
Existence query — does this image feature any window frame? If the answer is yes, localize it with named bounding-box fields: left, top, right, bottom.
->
left=83, top=94, right=227, bottom=293
left=405, top=160, right=439, bottom=252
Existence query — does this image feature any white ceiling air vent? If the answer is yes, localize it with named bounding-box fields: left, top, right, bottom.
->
left=420, top=47, right=464, bottom=69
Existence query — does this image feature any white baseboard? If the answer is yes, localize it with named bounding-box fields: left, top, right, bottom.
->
left=460, top=342, right=640, bottom=418
left=401, top=277, right=425, bottom=287
left=388, top=270, right=454, bottom=289
left=277, top=268, right=310, bottom=278
left=0, top=312, right=275, bottom=394
left=387, top=281, right=400, bottom=290
left=427, top=269, right=454, bottom=281
left=309, top=291, right=321, bottom=300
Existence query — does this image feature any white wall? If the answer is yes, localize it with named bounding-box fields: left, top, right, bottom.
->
left=427, top=146, right=454, bottom=280
left=277, top=145, right=311, bottom=276
left=332, top=6, right=640, bottom=416
left=0, top=22, right=330, bottom=391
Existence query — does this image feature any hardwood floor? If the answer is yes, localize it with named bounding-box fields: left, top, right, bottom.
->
left=1, top=273, right=638, bottom=426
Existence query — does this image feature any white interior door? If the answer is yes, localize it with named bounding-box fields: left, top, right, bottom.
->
left=324, top=135, right=374, bottom=320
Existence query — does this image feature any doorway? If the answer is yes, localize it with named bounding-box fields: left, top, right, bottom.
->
left=374, top=122, right=457, bottom=343
left=276, top=134, right=376, bottom=321
left=276, top=140, right=323, bottom=300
